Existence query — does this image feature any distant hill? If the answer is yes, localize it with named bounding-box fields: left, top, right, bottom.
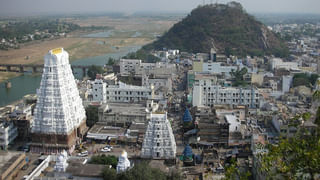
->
left=142, top=2, right=289, bottom=57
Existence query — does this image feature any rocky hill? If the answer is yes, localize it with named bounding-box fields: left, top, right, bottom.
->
left=142, top=2, right=288, bottom=57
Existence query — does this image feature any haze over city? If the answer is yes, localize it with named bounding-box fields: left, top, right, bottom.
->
left=0, top=0, right=320, bottom=15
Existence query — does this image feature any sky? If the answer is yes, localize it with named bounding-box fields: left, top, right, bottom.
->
left=0, top=0, right=319, bottom=16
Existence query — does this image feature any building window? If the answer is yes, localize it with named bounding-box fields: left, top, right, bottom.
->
left=157, top=143, right=160, bottom=146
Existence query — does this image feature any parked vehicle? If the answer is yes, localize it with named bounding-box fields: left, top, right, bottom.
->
left=101, top=147, right=111, bottom=152
left=77, top=150, right=88, bottom=157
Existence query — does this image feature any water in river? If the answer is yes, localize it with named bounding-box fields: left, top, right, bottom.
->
left=0, top=45, right=140, bottom=107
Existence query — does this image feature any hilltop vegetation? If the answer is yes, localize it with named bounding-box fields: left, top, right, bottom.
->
left=142, top=2, right=289, bottom=57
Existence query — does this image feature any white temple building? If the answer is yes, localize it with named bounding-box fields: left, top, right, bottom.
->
left=30, top=48, right=87, bottom=154
left=141, top=112, right=176, bottom=159
left=116, top=150, right=131, bottom=173
left=54, top=150, right=69, bottom=172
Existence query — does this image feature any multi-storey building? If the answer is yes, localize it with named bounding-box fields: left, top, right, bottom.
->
left=92, top=80, right=154, bottom=103
left=192, top=84, right=260, bottom=108
left=142, top=74, right=172, bottom=92
left=141, top=112, right=176, bottom=159
left=0, top=121, right=18, bottom=150
left=119, top=59, right=176, bottom=76
left=193, top=60, right=237, bottom=75
left=119, top=59, right=141, bottom=75
left=98, top=103, right=152, bottom=127
left=31, top=48, right=87, bottom=154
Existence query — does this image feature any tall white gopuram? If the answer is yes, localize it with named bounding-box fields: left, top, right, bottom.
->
left=141, top=112, right=176, bottom=159
left=31, top=48, right=87, bottom=154
left=116, top=150, right=131, bottom=173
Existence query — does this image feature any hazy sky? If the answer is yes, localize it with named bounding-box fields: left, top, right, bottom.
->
left=0, top=0, right=319, bottom=15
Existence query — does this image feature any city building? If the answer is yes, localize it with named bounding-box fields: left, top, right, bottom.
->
left=31, top=48, right=87, bottom=154
left=192, top=84, right=260, bottom=108
left=187, top=71, right=218, bottom=91
left=270, top=58, right=299, bottom=70
left=92, top=80, right=154, bottom=103
left=91, top=79, right=107, bottom=103
left=98, top=102, right=154, bottom=127
left=192, top=106, right=229, bottom=147
left=142, top=74, right=172, bottom=92
left=192, top=60, right=237, bottom=75
left=119, top=59, right=141, bottom=75
left=0, top=120, right=18, bottom=150
left=120, top=59, right=176, bottom=76
left=9, top=103, right=34, bottom=140
left=141, top=112, right=176, bottom=159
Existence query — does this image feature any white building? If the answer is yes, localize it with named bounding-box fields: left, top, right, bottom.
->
left=120, top=59, right=176, bottom=76
left=117, top=150, right=131, bottom=173
left=192, top=85, right=260, bottom=108
left=92, top=80, right=154, bottom=103
left=0, top=121, right=18, bottom=150
left=92, top=79, right=107, bottom=103
left=270, top=58, right=298, bottom=70
left=224, top=115, right=241, bottom=132
left=119, top=59, right=141, bottom=75
left=141, top=112, right=176, bottom=159
left=31, top=48, right=87, bottom=153
left=193, top=60, right=237, bottom=76
left=9, top=104, right=32, bottom=119
left=203, top=62, right=237, bottom=74
left=282, top=75, right=293, bottom=93
left=142, top=75, right=172, bottom=92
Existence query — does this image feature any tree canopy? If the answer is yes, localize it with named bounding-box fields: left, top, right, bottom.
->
left=230, top=67, right=248, bottom=87
left=261, top=111, right=320, bottom=179
left=85, top=105, right=99, bottom=127
left=90, top=154, right=118, bottom=168
left=87, top=65, right=104, bottom=80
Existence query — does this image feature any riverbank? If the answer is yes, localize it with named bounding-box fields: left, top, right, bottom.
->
left=0, top=36, right=153, bottom=83
left=0, top=72, right=19, bottom=83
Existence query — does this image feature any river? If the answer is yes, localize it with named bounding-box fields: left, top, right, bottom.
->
left=0, top=44, right=140, bottom=107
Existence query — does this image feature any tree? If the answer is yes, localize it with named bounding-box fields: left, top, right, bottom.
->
left=313, top=89, right=320, bottom=126
left=102, top=167, right=117, bottom=180
left=224, top=158, right=251, bottom=180
left=261, top=132, right=320, bottom=179
left=90, top=154, right=118, bottom=168
left=230, top=67, right=248, bottom=87
left=292, top=73, right=319, bottom=88
left=107, top=57, right=116, bottom=66
left=87, top=65, right=104, bottom=80
left=85, top=105, right=99, bottom=127
left=116, top=162, right=167, bottom=180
